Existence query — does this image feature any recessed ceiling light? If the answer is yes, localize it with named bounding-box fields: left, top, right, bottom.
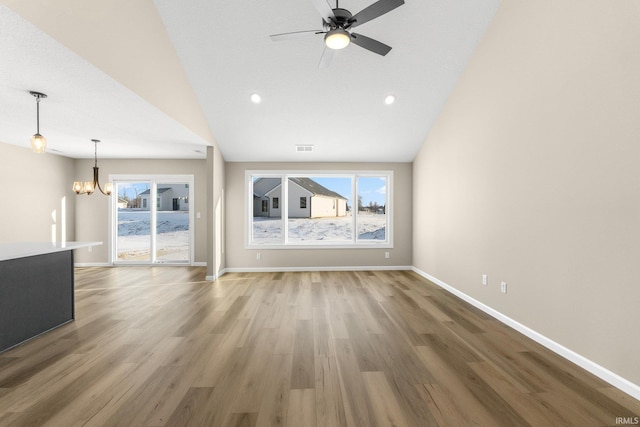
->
left=384, top=95, right=395, bottom=105
left=250, top=93, right=261, bottom=104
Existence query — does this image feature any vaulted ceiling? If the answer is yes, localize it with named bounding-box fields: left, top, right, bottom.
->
left=0, top=0, right=499, bottom=161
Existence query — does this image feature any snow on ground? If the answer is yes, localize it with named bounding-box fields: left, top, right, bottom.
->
left=117, top=210, right=189, bottom=236
left=116, top=210, right=189, bottom=261
left=252, top=214, right=386, bottom=243
left=115, top=210, right=386, bottom=259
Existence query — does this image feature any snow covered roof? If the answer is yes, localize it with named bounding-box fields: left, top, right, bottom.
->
left=253, top=177, right=347, bottom=200
left=139, top=187, right=171, bottom=195
left=253, top=178, right=281, bottom=198
left=289, top=178, right=347, bottom=200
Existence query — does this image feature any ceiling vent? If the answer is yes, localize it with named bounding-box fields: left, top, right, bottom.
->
left=296, top=144, right=314, bottom=153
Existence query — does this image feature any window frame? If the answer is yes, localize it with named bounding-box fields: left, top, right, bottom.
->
left=108, top=174, right=195, bottom=265
left=246, top=170, right=393, bottom=249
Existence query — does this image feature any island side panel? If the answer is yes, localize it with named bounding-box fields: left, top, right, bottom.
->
left=0, top=250, right=74, bottom=353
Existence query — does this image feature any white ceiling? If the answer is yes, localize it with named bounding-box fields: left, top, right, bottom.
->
left=0, top=4, right=209, bottom=160
left=0, top=0, right=499, bottom=161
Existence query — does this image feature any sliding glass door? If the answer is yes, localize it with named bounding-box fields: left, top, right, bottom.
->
left=112, top=175, right=194, bottom=265
left=115, top=180, right=152, bottom=262
left=155, top=181, right=190, bottom=262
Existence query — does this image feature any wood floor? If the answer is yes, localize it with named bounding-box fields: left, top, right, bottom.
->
left=0, top=268, right=638, bottom=426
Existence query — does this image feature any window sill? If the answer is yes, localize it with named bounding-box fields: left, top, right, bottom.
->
left=246, top=242, right=393, bottom=250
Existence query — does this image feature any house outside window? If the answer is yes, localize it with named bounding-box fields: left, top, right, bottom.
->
left=247, top=171, right=392, bottom=248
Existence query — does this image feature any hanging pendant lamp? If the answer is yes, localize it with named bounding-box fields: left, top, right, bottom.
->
left=29, top=91, right=47, bottom=153
left=73, top=139, right=113, bottom=196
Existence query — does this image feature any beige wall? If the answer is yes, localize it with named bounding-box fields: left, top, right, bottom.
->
left=225, top=162, right=412, bottom=269
left=73, top=158, right=208, bottom=264
left=207, top=145, right=226, bottom=278
left=0, top=142, right=76, bottom=243
left=0, top=140, right=224, bottom=271
left=413, top=1, right=640, bottom=385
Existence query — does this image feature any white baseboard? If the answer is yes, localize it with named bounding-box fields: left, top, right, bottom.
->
left=204, top=266, right=409, bottom=281
left=206, top=268, right=227, bottom=281
left=75, top=262, right=207, bottom=268
left=411, top=267, right=640, bottom=401
left=223, top=265, right=412, bottom=274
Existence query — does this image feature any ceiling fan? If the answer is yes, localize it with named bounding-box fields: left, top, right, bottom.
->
left=269, top=0, right=405, bottom=68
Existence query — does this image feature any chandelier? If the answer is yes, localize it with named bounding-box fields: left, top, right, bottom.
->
left=73, top=139, right=112, bottom=196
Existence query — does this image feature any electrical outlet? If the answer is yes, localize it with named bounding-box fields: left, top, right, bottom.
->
left=256, top=252, right=261, bottom=260
left=88, top=246, right=92, bottom=253
left=385, top=251, right=390, bottom=259
left=482, top=274, right=488, bottom=286
left=500, top=281, right=507, bottom=294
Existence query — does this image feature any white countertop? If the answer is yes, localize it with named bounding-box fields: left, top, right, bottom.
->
left=0, top=241, right=102, bottom=261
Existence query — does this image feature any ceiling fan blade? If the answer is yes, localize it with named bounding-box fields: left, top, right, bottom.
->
left=351, top=33, right=392, bottom=56
left=270, top=30, right=322, bottom=42
left=348, top=0, right=404, bottom=29
left=310, top=0, right=337, bottom=23
left=318, top=46, right=335, bottom=68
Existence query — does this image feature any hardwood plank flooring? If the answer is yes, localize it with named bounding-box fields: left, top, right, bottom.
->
left=0, top=267, right=638, bottom=426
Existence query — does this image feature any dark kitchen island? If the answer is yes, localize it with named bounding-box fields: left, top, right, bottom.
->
left=0, top=241, right=100, bottom=353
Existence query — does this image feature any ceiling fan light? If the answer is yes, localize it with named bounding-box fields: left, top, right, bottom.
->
left=30, top=133, right=47, bottom=153
left=325, top=29, right=351, bottom=50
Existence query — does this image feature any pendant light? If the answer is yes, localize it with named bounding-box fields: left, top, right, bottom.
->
left=29, top=91, right=47, bottom=153
left=73, top=139, right=113, bottom=196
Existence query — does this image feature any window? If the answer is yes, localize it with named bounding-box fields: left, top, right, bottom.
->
left=357, top=176, right=387, bottom=241
left=247, top=171, right=392, bottom=247
left=111, top=175, right=194, bottom=265
left=252, top=176, right=283, bottom=244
